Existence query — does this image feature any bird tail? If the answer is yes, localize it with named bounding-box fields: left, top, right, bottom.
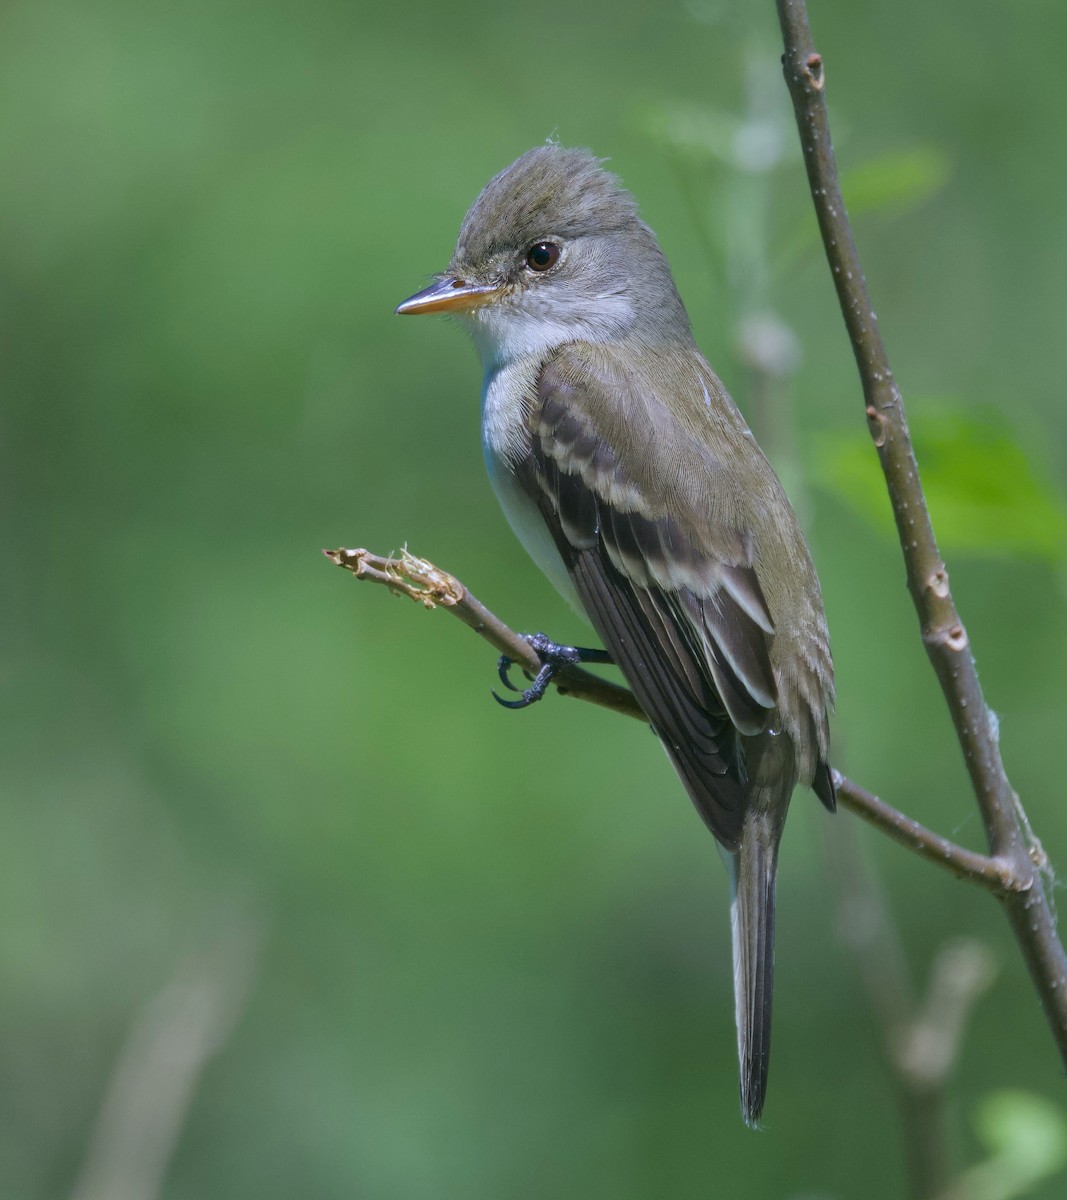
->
left=729, top=825, right=779, bottom=1128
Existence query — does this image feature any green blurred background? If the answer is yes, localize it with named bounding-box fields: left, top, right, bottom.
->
left=4, top=0, right=1067, bottom=1196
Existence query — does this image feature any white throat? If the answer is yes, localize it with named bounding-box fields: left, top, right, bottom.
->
left=465, top=287, right=635, bottom=376
left=468, top=291, right=636, bottom=617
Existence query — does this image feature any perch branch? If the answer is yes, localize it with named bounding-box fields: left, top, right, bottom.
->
left=833, top=773, right=1013, bottom=893
left=776, top=0, right=1067, bottom=1060
left=328, top=546, right=1023, bottom=898
left=323, top=548, right=641, bottom=719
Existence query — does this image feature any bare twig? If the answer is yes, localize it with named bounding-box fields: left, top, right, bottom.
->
left=775, top=0, right=1067, bottom=1063
left=70, top=913, right=263, bottom=1200
left=897, top=941, right=997, bottom=1199
left=834, top=774, right=1014, bottom=894
left=327, top=547, right=1027, bottom=901
left=831, top=814, right=996, bottom=1199
left=324, top=547, right=641, bottom=719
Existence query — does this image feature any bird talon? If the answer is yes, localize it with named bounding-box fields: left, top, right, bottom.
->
left=496, top=655, right=522, bottom=692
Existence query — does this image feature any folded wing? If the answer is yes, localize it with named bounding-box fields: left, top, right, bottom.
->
left=516, top=346, right=780, bottom=851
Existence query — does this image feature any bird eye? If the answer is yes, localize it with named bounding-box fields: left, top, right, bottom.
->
left=525, top=242, right=560, bottom=272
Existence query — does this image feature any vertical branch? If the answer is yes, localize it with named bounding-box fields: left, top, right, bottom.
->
left=774, top=0, right=1067, bottom=1062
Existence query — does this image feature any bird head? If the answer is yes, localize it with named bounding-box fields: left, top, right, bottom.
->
left=396, top=144, right=691, bottom=366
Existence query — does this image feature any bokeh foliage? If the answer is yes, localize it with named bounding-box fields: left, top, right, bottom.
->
left=3, top=0, right=1067, bottom=1197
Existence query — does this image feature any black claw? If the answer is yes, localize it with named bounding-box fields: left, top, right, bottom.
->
left=496, top=655, right=522, bottom=692
left=492, top=663, right=554, bottom=709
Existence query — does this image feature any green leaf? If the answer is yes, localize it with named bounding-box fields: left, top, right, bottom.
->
left=839, top=145, right=952, bottom=218
left=810, top=399, right=1067, bottom=564
left=956, top=1090, right=1067, bottom=1200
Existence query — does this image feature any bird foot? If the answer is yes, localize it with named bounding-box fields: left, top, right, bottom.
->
left=493, top=633, right=612, bottom=710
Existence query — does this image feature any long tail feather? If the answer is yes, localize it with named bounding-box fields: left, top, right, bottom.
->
left=730, top=829, right=779, bottom=1127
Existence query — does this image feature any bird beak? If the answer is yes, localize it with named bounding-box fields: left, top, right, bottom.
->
left=395, top=276, right=504, bottom=316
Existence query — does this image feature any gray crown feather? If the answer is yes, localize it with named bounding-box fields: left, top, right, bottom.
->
left=454, top=144, right=641, bottom=266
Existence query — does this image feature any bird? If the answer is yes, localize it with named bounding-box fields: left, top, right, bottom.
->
left=395, top=144, right=835, bottom=1125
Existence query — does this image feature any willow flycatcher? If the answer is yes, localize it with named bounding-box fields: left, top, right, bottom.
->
left=396, top=144, right=835, bottom=1126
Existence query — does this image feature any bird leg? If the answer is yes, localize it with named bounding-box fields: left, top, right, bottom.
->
left=493, top=633, right=613, bottom=710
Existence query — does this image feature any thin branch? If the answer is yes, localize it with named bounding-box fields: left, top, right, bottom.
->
left=832, top=815, right=996, bottom=1200
left=323, top=547, right=641, bottom=720
left=70, top=912, right=263, bottom=1200
left=775, top=0, right=1067, bottom=1062
left=834, top=774, right=1014, bottom=894
left=775, top=3, right=1012, bottom=850
left=897, top=941, right=997, bottom=1199
left=327, top=546, right=1022, bottom=898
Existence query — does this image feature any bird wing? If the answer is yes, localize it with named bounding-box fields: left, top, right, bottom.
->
left=515, top=343, right=779, bottom=851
